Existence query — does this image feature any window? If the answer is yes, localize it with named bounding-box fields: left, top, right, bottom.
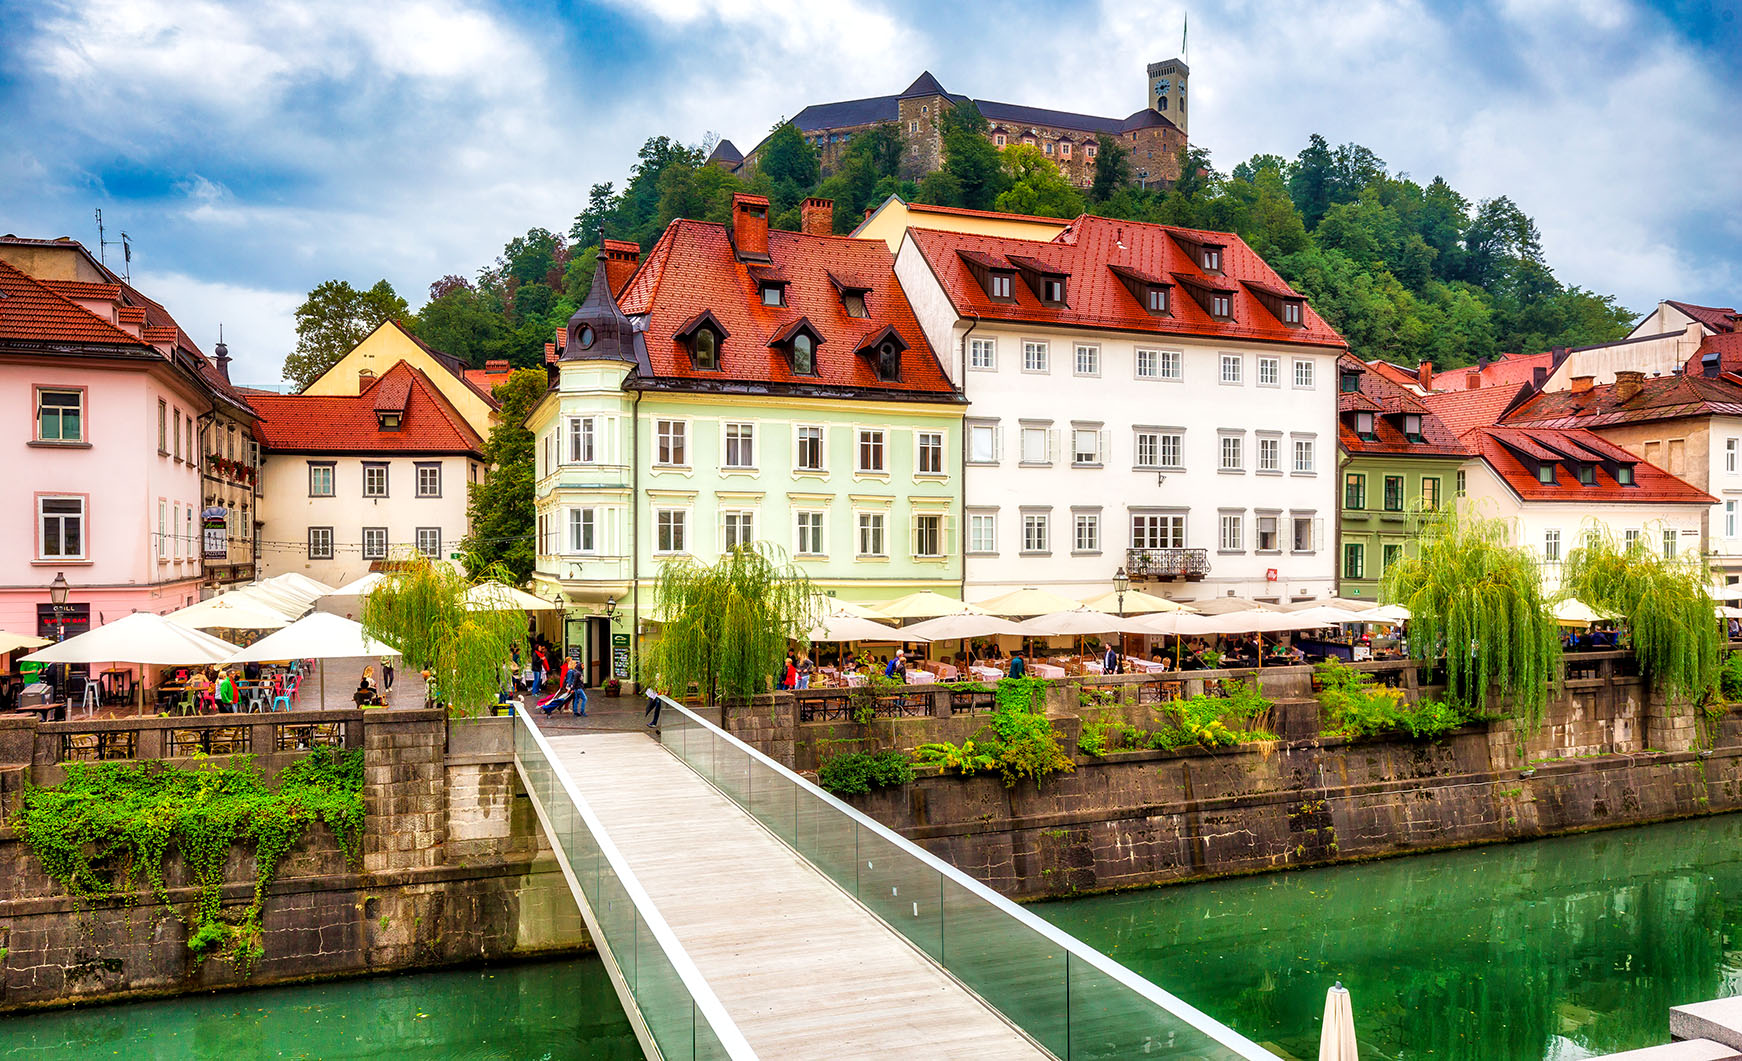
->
left=760, top=283, right=784, bottom=307
left=1663, top=529, right=1678, bottom=558
left=994, top=133, right=1006, bottom=147
left=914, top=514, right=943, bottom=557
left=363, top=526, right=387, bottom=560
left=1343, top=543, right=1365, bottom=579
left=1256, top=514, right=1279, bottom=552
left=1135, top=431, right=1160, bottom=468
left=1616, top=465, right=1635, bottom=486
left=35, top=389, right=83, bottom=442
left=1421, top=477, right=1441, bottom=510
left=1042, top=278, right=1065, bottom=302
left=1292, top=516, right=1316, bottom=552
left=1383, top=475, right=1404, bottom=511
left=1023, top=340, right=1049, bottom=373
left=1060, top=141, right=1072, bottom=158
left=1086, top=143, right=1097, bottom=158
left=157, top=500, right=167, bottom=561
left=842, top=292, right=868, bottom=318
left=876, top=341, right=901, bottom=382
left=569, top=509, right=596, bottom=553
left=1293, top=360, right=1314, bottom=388
left=915, top=431, right=944, bottom=475
left=1202, top=247, right=1222, bottom=272
left=416, top=463, right=441, bottom=498
left=1219, top=513, right=1243, bottom=551
left=363, top=463, right=388, bottom=498
left=969, top=337, right=996, bottom=370
left=1074, top=344, right=1099, bottom=376
left=1132, top=513, right=1185, bottom=549
left=158, top=399, right=168, bottom=453
left=1574, top=463, right=1595, bottom=486
left=173, top=409, right=182, bottom=461
left=172, top=502, right=181, bottom=560
left=1382, top=544, right=1403, bottom=572
left=1135, top=348, right=1158, bottom=378
left=656, top=420, right=687, bottom=466
left=1220, top=354, right=1242, bottom=384
left=308, top=464, right=335, bottom=497
left=1211, top=293, right=1232, bottom=318
left=1147, top=287, right=1169, bottom=313
left=857, top=512, right=886, bottom=556
left=969, top=512, right=997, bottom=553
left=1543, top=529, right=1562, bottom=562
left=796, top=511, right=825, bottom=556
left=1728, top=501, right=1738, bottom=538
left=1021, top=426, right=1050, bottom=465
left=1283, top=302, right=1302, bottom=325
left=1219, top=434, right=1243, bottom=471
left=1344, top=473, right=1366, bottom=509
left=416, top=528, right=441, bottom=558
left=1072, top=428, right=1101, bottom=465
left=1456, top=469, right=1467, bottom=495
left=1066, top=512, right=1093, bottom=554
left=693, top=328, right=718, bottom=371
left=1729, top=438, right=1738, bottom=473
left=1257, top=356, right=1279, bottom=386
left=308, top=526, right=334, bottom=561
left=1293, top=438, right=1315, bottom=473
left=724, top=423, right=755, bottom=469
left=990, top=274, right=1013, bottom=299
left=857, top=429, right=885, bottom=473
left=1154, top=349, right=1182, bottom=380
left=723, top=511, right=755, bottom=550
left=1043, top=141, right=1053, bottom=155
left=791, top=333, right=815, bottom=375
left=570, top=417, right=596, bottom=463
left=656, top=509, right=687, bottom=554
left=1158, top=432, right=1181, bottom=468
left=1624, top=528, right=1641, bottom=550
left=1022, top=512, right=1050, bottom=553
left=1402, top=414, right=1423, bottom=442
left=39, top=496, right=85, bottom=559
left=968, top=423, right=999, bottom=464
left=1536, top=462, right=1556, bottom=484
left=796, top=425, right=825, bottom=471
left=1339, top=370, right=1361, bottom=393
left=1258, top=436, right=1280, bottom=472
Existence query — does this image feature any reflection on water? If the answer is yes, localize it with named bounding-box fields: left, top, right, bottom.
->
left=0, top=959, right=639, bottom=1060
left=1038, top=814, right=1742, bottom=1060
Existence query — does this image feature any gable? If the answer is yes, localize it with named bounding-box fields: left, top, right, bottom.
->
left=301, top=320, right=496, bottom=437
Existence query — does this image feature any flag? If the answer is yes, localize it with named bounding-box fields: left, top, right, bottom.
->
left=1182, top=12, right=1188, bottom=57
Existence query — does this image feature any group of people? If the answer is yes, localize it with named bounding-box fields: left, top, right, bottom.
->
left=351, top=661, right=394, bottom=707
left=777, top=650, right=817, bottom=690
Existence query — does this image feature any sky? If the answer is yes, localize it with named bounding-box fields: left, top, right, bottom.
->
left=2, top=0, right=1738, bottom=384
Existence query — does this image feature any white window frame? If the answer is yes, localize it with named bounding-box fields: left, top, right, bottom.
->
left=308, top=463, right=335, bottom=497
left=1219, top=433, right=1244, bottom=472
left=1074, top=344, right=1100, bottom=377
left=1021, top=512, right=1050, bottom=555
left=1293, top=359, right=1315, bottom=388
left=1664, top=528, right=1678, bottom=558
left=569, top=416, right=597, bottom=464
left=1256, top=513, right=1280, bottom=553
left=723, top=422, right=756, bottom=469
left=1073, top=512, right=1100, bottom=554
left=1293, top=437, right=1316, bottom=474
left=38, top=495, right=87, bottom=561
left=35, top=387, right=84, bottom=443
left=795, top=510, right=826, bottom=557
left=856, top=511, right=887, bottom=557
left=1257, top=356, right=1279, bottom=387
left=1020, top=425, right=1052, bottom=466
left=912, top=513, right=944, bottom=558
left=1071, top=425, right=1103, bottom=467
left=1257, top=435, right=1280, bottom=473
left=1022, top=340, right=1050, bottom=374
left=1729, top=501, right=1739, bottom=539
left=1728, top=438, right=1738, bottom=473
left=362, top=526, right=388, bottom=561
left=1135, top=348, right=1159, bottom=379
left=915, top=431, right=945, bottom=476
left=362, top=463, right=389, bottom=498
left=1219, top=512, right=1244, bottom=552
left=967, top=421, right=1001, bottom=465
left=570, top=508, right=598, bottom=554
left=308, top=526, right=334, bottom=561
left=1131, top=512, right=1185, bottom=550
left=969, top=336, right=997, bottom=371
left=1157, top=349, right=1182, bottom=381
left=656, top=420, right=688, bottom=467
left=1220, top=353, right=1242, bottom=384
left=795, top=424, right=826, bottom=472
left=856, top=429, right=886, bottom=474
left=722, top=510, right=756, bottom=550
left=655, top=508, right=689, bottom=555
left=968, top=511, right=998, bottom=555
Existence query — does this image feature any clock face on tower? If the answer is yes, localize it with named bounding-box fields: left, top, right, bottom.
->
left=1154, top=79, right=1171, bottom=94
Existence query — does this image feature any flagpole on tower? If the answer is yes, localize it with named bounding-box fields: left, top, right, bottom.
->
left=1182, top=11, right=1189, bottom=61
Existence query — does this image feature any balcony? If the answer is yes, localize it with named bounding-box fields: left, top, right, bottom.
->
left=1125, top=548, right=1210, bottom=581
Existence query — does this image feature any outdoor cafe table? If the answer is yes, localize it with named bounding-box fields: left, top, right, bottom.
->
left=969, top=665, right=1004, bottom=682
left=917, top=659, right=958, bottom=679
left=1029, top=662, right=1067, bottom=679
left=904, top=670, right=937, bottom=685
left=1081, top=661, right=1105, bottom=674
left=1129, top=658, right=1168, bottom=674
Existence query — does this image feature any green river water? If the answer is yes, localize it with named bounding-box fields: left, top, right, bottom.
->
left=7, top=814, right=1742, bottom=1060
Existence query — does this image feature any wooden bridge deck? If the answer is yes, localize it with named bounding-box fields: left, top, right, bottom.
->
left=546, top=731, right=1046, bottom=1060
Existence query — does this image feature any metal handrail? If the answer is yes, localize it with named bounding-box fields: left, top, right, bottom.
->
left=657, top=696, right=1278, bottom=1060
left=514, top=708, right=759, bottom=1060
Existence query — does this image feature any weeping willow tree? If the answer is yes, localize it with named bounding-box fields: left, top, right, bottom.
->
left=1381, top=506, right=1561, bottom=730
left=644, top=546, right=816, bottom=705
left=360, top=555, right=529, bottom=716
left=1560, top=526, right=1719, bottom=704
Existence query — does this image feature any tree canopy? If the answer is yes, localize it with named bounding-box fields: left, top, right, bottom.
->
left=282, top=279, right=408, bottom=390
left=460, top=368, right=546, bottom=583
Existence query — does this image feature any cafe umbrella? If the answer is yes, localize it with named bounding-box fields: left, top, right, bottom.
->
left=22, top=612, right=240, bottom=714
left=222, top=612, right=400, bottom=710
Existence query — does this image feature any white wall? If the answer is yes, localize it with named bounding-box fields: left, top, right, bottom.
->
left=1709, top=416, right=1742, bottom=575
left=1542, top=324, right=1705, bottom=391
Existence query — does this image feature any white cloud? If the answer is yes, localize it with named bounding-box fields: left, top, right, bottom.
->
left=133, top=270, right=304, bottom=385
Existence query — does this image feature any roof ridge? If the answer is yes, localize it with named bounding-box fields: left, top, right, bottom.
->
left=0, top=259, right=153, bottom=347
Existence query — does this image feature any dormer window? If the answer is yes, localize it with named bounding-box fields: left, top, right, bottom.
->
left=1202, top=248, right=1222, bottom=272
left=1008, top=254, right=1068, bottom=306
left=768, top=316, right=824, bottom=377
left=378, top=412, right=402, bottom=431
left=1536, top=463, right=1556, bottom=484
left=857, top=325, right=908, bottom=384
left=1575, top=464, right=1596, bottom=485
left=1402, top=414, right=1422, bottom=442
left=990, top=273, right=1013, bottom=299
left=1042, top=278, right=1064, bottom=303
left=695, top=328, right=719, bottom=369
left=792, top=333, right=815, bottom=375
left=1704, top=351, right=1723, bottom=378
left=843, top=292, right=867, bottom=317
left=1616, top=465, right=1636, bottom=486
left=877, top=343, right=900, bottom=380
left=674, top=309, right=730, bottom=372
left=1282, top=301, right=1302, bottom=326
left=1354, top=412, right=1376, bottom=440
left=959, top=249, right=1019, bottom=303
left=1340, top=371, right=1361, bottom=393
left=1210, top=294, right=1232, bottom=319
left=1147, top=287, right=1168, bottom=313
left=760, top=283, right=785, bottom=307
left=1109, top=264, right=1172, bottom=317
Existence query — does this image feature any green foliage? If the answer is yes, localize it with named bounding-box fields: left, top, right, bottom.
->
left=1078, top=680, right=1276, bottom=755
left=816, top=750, right=915, bottom=796
left=13, top=750, right=363, bottom=975
left=913, top=682, right=1073, bottom=787
left=1315, top=661, right=1468, bottom=741
left=993, top=144, right=1085, bottom=219
left=360, top=556, right=528, bottom=715
left=1561, top=531, right=1719, bottom=704
left=1088, top=134, right=1132, bottom=203
left=759, top=121, right=821, bottom=188
left=929, top=103, right=1009, bottom=210
left=283, top=279, right=409, bottom=390
left=461, top=367, right=546, bottom=582
left=1383, top=506, right=1561, bottom=729
left=644, top=546, right=815, bottom=705
left=1719, top=653, right=1742, bottom=701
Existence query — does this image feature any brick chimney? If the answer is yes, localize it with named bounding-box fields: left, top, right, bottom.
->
left=1571, top=375, right=1594, bottom=393
left=1416, top=361, right=1433, bottom=390
left=485, top=359, right=509, bottom=373
left=543, top=342, right=556, bottom=362
left=602, top=239, right=641, bottom=296
left=801, top=197, right=834, bottom=237
left=358, top=367, right=376, bottom=394
left=1615, top=369, right=1645, bottom=401
left=1465, top=370, right=1481, bottom=390
left=729, top=192, right=771, bottom=261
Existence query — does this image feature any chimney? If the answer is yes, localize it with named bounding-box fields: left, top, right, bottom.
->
left=864, top=207, right=874, bottom=221
left=1571, top=375, right=1594, bottom=393
left=1615, top=369, right=1645, bottom=401
left=602, top=239, right=641, bottom=297
left=358, top=367, right=376, bottom=393
left=543, top=342, right=556, bottom=362
left=729, top=192, right=771, bottom=261
left=801, top=197, right=835, bottom=237
left=213, top=325, right=231, bottom=382
left=1416, top=361, right=1433, bottom=390
left=485, top=359, right=509, bottom=373
left=1465, top=370, right=1482, bottom=390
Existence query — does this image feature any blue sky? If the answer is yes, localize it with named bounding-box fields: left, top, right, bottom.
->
left=2, top=0, right=1738, bottom=383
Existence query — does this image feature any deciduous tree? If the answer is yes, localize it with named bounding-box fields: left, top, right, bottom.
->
left=283, top=279, right=408, bottom=391
left=460, top=368, right=546, bottom=583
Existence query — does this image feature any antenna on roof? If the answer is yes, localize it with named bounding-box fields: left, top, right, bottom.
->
left=93, top=209, right=132, bottom=282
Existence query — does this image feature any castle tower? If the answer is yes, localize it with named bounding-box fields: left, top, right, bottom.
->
left=1146, top=58, right=1189, bottom=136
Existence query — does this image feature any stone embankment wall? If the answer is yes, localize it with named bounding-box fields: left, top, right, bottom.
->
left=718, top=653, right=1737, bottom=899
left=0, top=710, right=586, bottom=1012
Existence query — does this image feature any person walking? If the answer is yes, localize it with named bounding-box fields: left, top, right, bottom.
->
left=645, top=683, right=663, bottom=727
left=1103, top=640, right=1119, bottom=675
left=782, top=652, right=798, bottom=691
left=796, top=651, right=814, bottom=690
left=1008, top=651, right=1026, bottom=679
left=381, top=656, right=395, bottom=694
left=532, top=644, right=550, bottom=695
left=215, top=669, right=239, bottom=714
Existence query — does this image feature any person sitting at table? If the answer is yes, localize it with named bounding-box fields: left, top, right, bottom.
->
left=185, top=669, right=214, bottom=711
left=884, top=649, right=906, bottom=679
left=353, top=678, right=377, bottom=707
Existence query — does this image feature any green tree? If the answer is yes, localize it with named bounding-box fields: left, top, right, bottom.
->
left=758, top=121, right=821, bottom=188
left=993, top=144, right=1084, bottom=218
left=643, top=547, right=816, bottom=704
left=461, top=368, right=545, bottom=583
left=570, top=182, right=615, bottom=246
left=934, top=103, right=1009, bottom=210
left=283, top=279, right=408, bottom=391
left=1088, top=134, right=1132, bottom=203
left=1289, top=133, right=1338, bottom=228
left=360, top=557, right=529, bottom=716
left=1561, top=530, right=1719, bottom=706
left=412, top=278, right=508, bottom=368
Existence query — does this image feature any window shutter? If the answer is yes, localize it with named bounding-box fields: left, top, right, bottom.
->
left=1048, top=428, right=1059, bottom=463
left=1098, top=429, right=1108, bottom=462
left=1314, top=518, right=1325, bottom=553
left=911, top=517, right=921, bottom=558
left=993, top=427, right=1004, bottom=463
left=943, top=514, right=957, bottom=557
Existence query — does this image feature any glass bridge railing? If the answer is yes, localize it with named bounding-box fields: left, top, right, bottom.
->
left=655, top=696, right=1279, bottom=1061
left=514, top=708, right=757, bottom=1061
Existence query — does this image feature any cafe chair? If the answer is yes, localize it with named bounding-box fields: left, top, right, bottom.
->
left=245, top=687, right=268, bottom=713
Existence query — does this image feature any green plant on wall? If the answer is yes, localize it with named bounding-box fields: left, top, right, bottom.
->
left=644, top=545, right=816, bottom=705
left=816, top=750, right=916, bottom=796
left=1080, top=680, right=1277, bottom=755
left=360, top=554, right=529, bottom=716
left=1560, top=528, right=1719, bottom=706
left=12, top=750, right=364, bottom=974
left=913, top=678, right=1073, bottom=787
left=1315, top=660, right=1467, bottom=740
left=1382, top=505, right=1561, bottom=730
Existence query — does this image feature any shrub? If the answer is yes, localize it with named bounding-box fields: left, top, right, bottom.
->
left=1720, top=652, right=1742, bottom=701
left=816, top=750, right=915, bottom=796
left=912, top=679, right=1073, bottom=787
left=1078, top=681, right=1275, bottom=755
left=1316, top=660, right=1466, bottom=741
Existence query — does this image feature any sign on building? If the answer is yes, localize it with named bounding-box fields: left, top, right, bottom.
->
left=202, top=507, right=229, bottom=560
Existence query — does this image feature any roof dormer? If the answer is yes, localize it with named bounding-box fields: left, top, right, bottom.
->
left=1171, top=273, right=1236, bottom=321
left=828, top=271, right=873, bottom=318
left=1243, top=280, right=1307, bottom=328
left=1107, top=263, right=1172, bottom=316
left=767, top=316, right=825, bottom=376
left=1006, top=254, right=1069, bottom=306
left=855, top=325, right=908, bottom=383
left=957, top=249, right=1017, bottom=302
left=1170, top=232, right=1227, bottom=275
left=748, top=265, right=789, bottom=307
left=673, top=309, right=729, bottom=372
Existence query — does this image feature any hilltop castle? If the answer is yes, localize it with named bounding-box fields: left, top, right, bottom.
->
left=709, top=58, right=1191, bottom=191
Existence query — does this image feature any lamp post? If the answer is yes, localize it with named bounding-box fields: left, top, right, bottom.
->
left=48, top=572, right=70, bottom=643
left=1113, top=567, right=1130, bottom=618
left=604, top=595, right=618, bottom=625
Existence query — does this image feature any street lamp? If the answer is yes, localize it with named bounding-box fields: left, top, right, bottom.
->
left=48, top=572, right=70, bottom=642
left=604, top=595, right=618, bottom=624
left=1113, top=567, right=1130, bottom=617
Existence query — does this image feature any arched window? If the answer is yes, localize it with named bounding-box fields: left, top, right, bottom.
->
left=695, top=328, right=718, bottom=370
left=877, top=342, right=900, bottom=382
left=792, top=333, right=814, bottom=375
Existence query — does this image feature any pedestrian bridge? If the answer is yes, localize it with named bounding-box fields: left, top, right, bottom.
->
left=513, top=700, right=1277, bottom=1060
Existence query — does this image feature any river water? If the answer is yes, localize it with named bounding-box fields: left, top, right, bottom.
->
left=7, top=815, right=1742, bottom=1060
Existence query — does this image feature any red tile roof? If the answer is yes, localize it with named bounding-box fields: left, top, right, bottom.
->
left=1364, top=359, right=1427, bottom=391
left=617, top=219, right=958, bottom=399
left=40, top=279, right=123, bottom=303
left=0, top=260, right=152, bottom=347
left=1507, top=369, right=1742, bottom=428
left=905, top=200, right=1070, bottom=225
left=1428, top=351, right=1556, bottom=391
left=393, top=321, right=502, bottom=409
left=1419, top=384, right=1533, bottom=438
left=250, top=361, right=484, bottom=454
left=1688, top=331, right=1742, bottom=377
left=905, top=215, right=1347, bottom=350
left=1470, top=426, right=1714, bottom=505
left=1336, top=354, right=1469, bottom=458
left=1665, top=299, right=1738, bottom=333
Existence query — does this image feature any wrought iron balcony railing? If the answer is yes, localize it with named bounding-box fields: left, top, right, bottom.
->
left=1125, top=547, right=1210, bottom=581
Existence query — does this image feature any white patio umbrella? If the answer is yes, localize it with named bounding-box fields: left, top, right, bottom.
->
left=1277, top=596, right=1376, bottom=613
left=814, top=596, right=889, bottom=621
left=1717, top=606, right=1742, bottom=620
left=1077, top=589, right=1194, bottom=615
left=809, top=614, right=919, bottom=642
left=1188, top=596, right=1285, bottom=615
left=1204, top=611, right=1335, bottom=634
left=167, top=595, right=294, bottom=631
left=1288, top=605, right=1382, bottom=627
left=1128, top=612, right=1224, bottom=637
left=1550, top=598, right=1618, bottom=627
left=1319, top=982, right=1359, bottom=1061
left=1016, top=609, right=1142, bottom=636
left=227, top=584, right=311, bottom=620
left=223, top=612, right=400, bottom=710
left=972, top=587, right=1085, bottom=617
left=264, top=572, right=335, bottom=600
left=462, top=581, right=560, bottom=611
left=0, top=630, right=50, bottom=655
left=23, top=612, right=241, bottom=714
left=326, top=572, right=386, bottom=598
left=900, top=614, right=1027, bottom=641
left=876, top=591, right=988, bottom=620
left=1712, top=582, right=1742, bottom=603
left=1369, top=604, right=1412, bottom=623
